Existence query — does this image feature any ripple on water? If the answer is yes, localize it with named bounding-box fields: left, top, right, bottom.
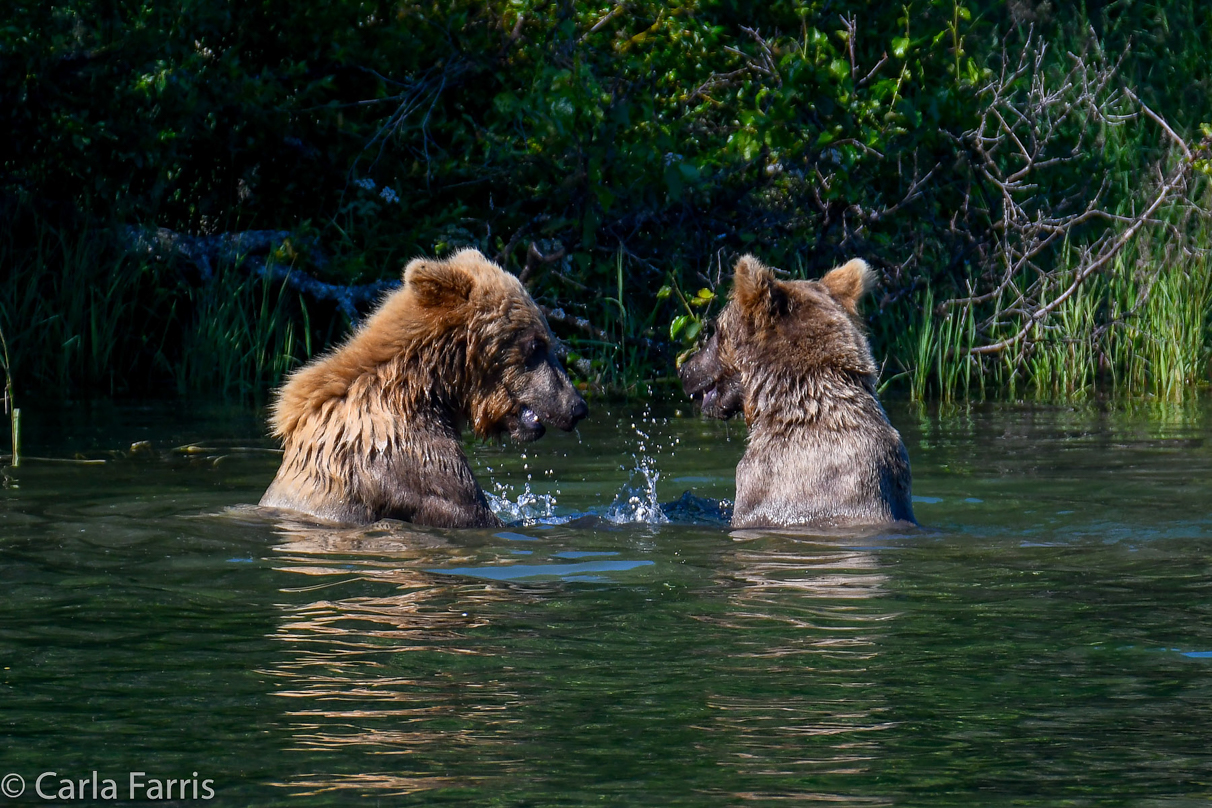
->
left=4, top=400, right=1212, bottom=805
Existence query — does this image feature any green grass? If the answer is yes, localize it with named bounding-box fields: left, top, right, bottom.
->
left=2, top=203, right=1209, bottom=405
left=566, top=249, right=672, bottom=398
left=0, top=210, right=321, bottom=401
left=0, top=218, right=169, bottom=395
left=892, top=287, right=980, bottom=404
left=0, top=320, right=18, bottom=467
left=175, top=262, right=313, bottom=398
left=880, top=226, right=1212, bottom=403
left=1109, top=245, right=1212, bottom=400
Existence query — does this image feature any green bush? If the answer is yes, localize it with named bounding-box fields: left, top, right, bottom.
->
left=2, top=0, right=1210, bottom=398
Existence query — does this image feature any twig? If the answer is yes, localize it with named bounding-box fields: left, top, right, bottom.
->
left=839, top=14, right=857, bottom=83
left=925, top=29, right=1194, bottom=359
left=0, top=323, right=17, bottom=468
left=517, top=241, right=567, bottom=286
left=858, top=53, right=890, bottom=87
left=970, top=163, right=1188, bottom=355
left=581, top=3, right=628, bottom=40
left=1122, top=87, right=1193, bottom=160
left=684, top=27, right=783, bottom=104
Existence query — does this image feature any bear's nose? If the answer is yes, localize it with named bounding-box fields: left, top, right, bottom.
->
left=570, top=398, right=588, bottom=423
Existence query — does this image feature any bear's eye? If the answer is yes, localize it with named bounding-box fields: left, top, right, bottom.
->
left=527, top=338, right=546, bottom=361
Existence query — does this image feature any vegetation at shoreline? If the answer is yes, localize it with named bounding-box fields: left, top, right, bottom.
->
left=2, top=0, right=1211, bottom=404
left=897, top=218, right=1212, bottom=403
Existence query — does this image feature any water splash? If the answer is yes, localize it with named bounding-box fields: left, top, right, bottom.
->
left=602, top=417, right=669, bottom=525
left=486, top=480, right=569, bottom=526
left=484, top=411, right=676, bottom=527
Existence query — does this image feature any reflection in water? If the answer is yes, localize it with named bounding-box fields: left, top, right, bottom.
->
left=263, top=514, right=905, bottom=803
left=264, top=519, right=526, bottom=796
left=697, top=533, right=897, bottom=805
left=6, top=401, right=1211, bottom=805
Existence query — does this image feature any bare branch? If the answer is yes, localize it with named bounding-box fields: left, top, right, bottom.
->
left=581, top=3, right=628, bottom=40
left=858, top=53, right=890, bottom=87
left=518, top=241, right=567, bottom=286
left=1122, top=87, right=1193, bottom=160
left=684, top=26, right=783, bottom=103
left=970, top=163, right=1188, bottom=355
left=925, top=29, right=1194, bottom=360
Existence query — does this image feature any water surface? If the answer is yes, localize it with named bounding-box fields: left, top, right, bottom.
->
left=1, top=399, right=1211, bottom=805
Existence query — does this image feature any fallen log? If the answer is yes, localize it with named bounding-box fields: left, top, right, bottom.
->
left=124, top=227, right=398, bottom=322
left=122, top=227, right=669, bottom=358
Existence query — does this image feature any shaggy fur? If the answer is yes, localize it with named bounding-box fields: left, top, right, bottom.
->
left=260, top=248, right=587, bottom=527
left=679, top=255, right=915, bottom=528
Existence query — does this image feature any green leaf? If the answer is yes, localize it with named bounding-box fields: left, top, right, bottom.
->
left=892, top=37, right=909, bottom=59
left=664, top=164, right=684, bottom=199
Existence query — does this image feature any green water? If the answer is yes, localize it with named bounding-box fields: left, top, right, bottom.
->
left=2, top=400, right=1211, bottom=806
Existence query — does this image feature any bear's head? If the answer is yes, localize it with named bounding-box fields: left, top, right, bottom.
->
left=679, top=255, right=877, bottom=421
left=403, top=249, right=588, bottom=442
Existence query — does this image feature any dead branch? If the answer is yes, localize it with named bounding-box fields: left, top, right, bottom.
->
left=969, top=163, right=1188, bottom=355
left=124, top=227, right=397, bottom=323
left=689, top=26, right=781, bottom=104
left=925, top=30, right=1194, bottom=358
left=685, top=68, right=753, bottom=105
left=494, top=214, right=551, bottom=268
left=352, top=57, right=470, bottom=181
left=540, top=305, right=608, bottom=342
left=834, top=14, right=889, bottom=90
left=858, top=53, right=890, bottom=87
left=839, top=14, right=857, bottom=83
left=1123, top=87, right=1193, bottom=160
left=539, top=305, right=666, bottom=357
left=125, top=227, right=668, bottom=357
left=736, top=28, right=780, bottom=85
left=518, top=240, right=567, bottom=286
left=581, top=3, right=628, bottom=40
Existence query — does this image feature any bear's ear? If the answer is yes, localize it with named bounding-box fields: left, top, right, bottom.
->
left=820, top=258, right=874, bottom=314
left=732, top=254, right=788, bottom=325
left=404, top=258, right=475, bottom=308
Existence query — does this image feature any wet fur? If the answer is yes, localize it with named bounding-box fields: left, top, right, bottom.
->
left=260, top=249, right=586, bottom=527
left=680, top=255, right=915, bottom=528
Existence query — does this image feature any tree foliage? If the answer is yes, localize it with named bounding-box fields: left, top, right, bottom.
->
left=2, top=0, right=1210, bottom=396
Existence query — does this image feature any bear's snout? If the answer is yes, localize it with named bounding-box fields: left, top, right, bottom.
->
left=569, top=397, right=589, bottom=425
left=537, top=385, right=587, bottom=432
left=678, top=332, right=720, bottom=398
left=510, top=360, right=588, bottom=440
left=679, top=331, right=744, bottom=420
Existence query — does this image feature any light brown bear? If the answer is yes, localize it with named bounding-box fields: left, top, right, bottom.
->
left=260, top=248, right=587, bottom=527
left=679, top=255, right=915, bottom=528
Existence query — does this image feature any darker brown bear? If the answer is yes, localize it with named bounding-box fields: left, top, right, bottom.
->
left=260, top=248, right=587, bottom=527
left=679, top=255, right=915, bottom=528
